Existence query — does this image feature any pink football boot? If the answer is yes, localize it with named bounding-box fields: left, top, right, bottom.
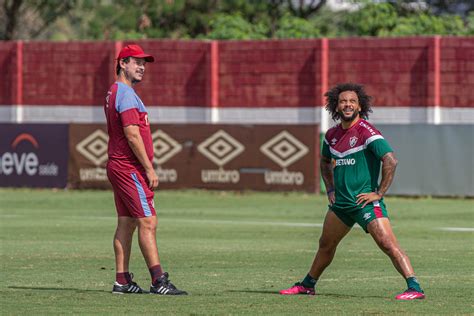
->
left=280, top=283, right=315, bottom=295
left=395, top=289, right=425, bottom=300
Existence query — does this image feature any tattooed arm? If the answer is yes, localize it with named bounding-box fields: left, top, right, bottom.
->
left=320, top=155, right=335, bottom=205
left=377, top=152, right=398, bottom=196
left=356, top=152, right=398, bottom=207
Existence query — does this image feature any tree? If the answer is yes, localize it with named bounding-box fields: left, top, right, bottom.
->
left=287, top=0, right=327, bottom=19
left=275, top=14, right=320, bottom=38
left=261, top=0, right=326, bottom=36
left=3, top=0, right=470, bottom=41
left=344, top=2, right=399, bottom=36
left=44, top=0, right=330, bottom=40
left=342, top=1, right=468, bottom=37
left=387, top=13, right=466, bottom=36
left=310, top=6, right=351, bottom=37
left=1, top=0, right=76, bottom=40
left=206, top=13, right=268, bottom=40
left=467, top=11, right=474, bottom=35
left=412, top=0, right=474, bottom=16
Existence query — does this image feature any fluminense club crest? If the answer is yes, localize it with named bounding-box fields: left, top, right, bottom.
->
left=349, top=136, right=358, bottom=148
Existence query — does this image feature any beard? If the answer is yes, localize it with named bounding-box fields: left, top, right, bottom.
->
left=338, top=109, right=360, bottom=122
left=132, top=72, right=143, bottom=84
left=124, top=69, right=143, bottom=84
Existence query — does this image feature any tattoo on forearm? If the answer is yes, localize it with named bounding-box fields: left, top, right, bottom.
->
left=378, top=153, right=398, bottom=196
left=320, top=156, right=334, bottom=191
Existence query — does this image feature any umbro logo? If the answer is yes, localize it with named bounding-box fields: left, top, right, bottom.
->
left=260, top=131, right=308, bottom=168
left=76, top=129, right=109, bottom=166
left=198, top=130, right=244, bottom=167
left=151, top=130, right=182, bottom=165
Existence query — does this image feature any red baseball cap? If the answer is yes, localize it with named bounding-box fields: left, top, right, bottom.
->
left=117, top=44, right=155, bottom=62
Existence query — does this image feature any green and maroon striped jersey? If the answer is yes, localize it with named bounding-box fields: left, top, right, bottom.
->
left=322, top=119, right=393, bottom=211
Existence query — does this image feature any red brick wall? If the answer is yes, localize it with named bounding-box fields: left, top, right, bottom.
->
left=1, top=37, right=473, bottom=109
left=0, top=42, right=16, bottom=105
left=440, top=37, right=474, bottom=108
left=329, top=37, right=433, bottom=107
left=22, top=41, right=114, bottom=105
left=128, top=40, right=209, bottom=107
left=219, top=40, right=322, bottom=107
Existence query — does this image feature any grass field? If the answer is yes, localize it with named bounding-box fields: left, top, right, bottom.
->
left=0, top=189, right=473, bottom=315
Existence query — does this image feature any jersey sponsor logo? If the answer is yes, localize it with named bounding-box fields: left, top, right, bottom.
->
left=335, top=158, right=356, bottom=166
left=198, top=130, right=244, bottom=183
left=151, top=130, right=182, bottom=183
left=349, top=136, right=358, bottom=148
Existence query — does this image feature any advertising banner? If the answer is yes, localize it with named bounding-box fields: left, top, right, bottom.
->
left=0, top=124, right=69, bottom=188
left=69, top=124, right=320, bottom=192
left=69, top=124, right=111, bottom=189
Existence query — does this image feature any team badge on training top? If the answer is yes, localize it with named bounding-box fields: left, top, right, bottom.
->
left=349, top=136, right=358, bottom=148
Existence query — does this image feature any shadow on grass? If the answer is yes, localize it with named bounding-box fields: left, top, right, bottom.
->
left=226, top=289, right=278, bottom=295
left=10, top=286, right=387, bottom=299
left=8, top=286, right=108, bottom=293
left=226, top=289, right=386, bottom=299
left=316, top=292, right=386, bottom=299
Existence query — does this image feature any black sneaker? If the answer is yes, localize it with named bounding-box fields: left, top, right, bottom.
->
left=112, top=273, right=145, bottom=294
left=150, top=272, right=188, bottom=295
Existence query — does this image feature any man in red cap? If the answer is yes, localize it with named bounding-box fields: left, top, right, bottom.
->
left=104, top=44, right=187, bottom=295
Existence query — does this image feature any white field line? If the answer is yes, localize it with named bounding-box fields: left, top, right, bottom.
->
left=0, top=214, right=322, bottom=227
left=163, top=220, right=474, bottom=233
left=168, top=218, right=324, bottom=228
left=438, top=227, right=474, bottom=232
left=322, top=274, right=472, bottom=282
left=1, top=214, right=473, bottom=232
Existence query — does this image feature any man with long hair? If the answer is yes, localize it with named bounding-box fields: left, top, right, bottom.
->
left=280, top=83, right=424, bottom=300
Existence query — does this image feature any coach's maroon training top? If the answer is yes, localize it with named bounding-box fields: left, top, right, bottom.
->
left=104, top=82, right=153, bottom=171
